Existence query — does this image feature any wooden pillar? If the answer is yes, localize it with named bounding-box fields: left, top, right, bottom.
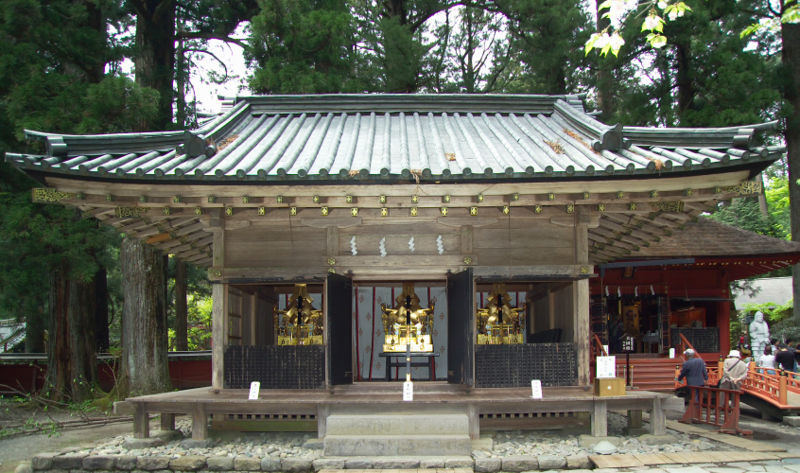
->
left=133, top=404, right=149, bottom=439
left=574, top=211, right=591, bottom=386
left=718, top=299, right=731, bottom=356
left=649, top=397, right=666, bottom=435
left=627, top=409, right=643, bottom=430
left=209, top=210, right=226, bottom=390
left=160, top=413, right=175, bottom=431
left=191, top=405, right=208, bottom=440
left=212, top=283, right=227, bottom=389
left=591, top=400, right=607, bottom=436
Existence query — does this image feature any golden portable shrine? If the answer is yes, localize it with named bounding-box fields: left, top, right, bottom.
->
left=380, top=283, right=434, bottom=352
left=274, top=284, right=323, bottom=345
left=476, top=284, right=526, bottom=345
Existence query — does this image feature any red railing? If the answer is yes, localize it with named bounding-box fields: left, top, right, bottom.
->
left=681, top=385, right=752, bottom=436
left=675, top=333, right=697, bottom=362
left=591, top=333, right=608, bottom=357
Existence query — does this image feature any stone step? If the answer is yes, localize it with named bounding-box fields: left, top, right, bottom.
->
left=325, top=413, right=469, bottom=436
left=323, top=434, right=473, bottom=456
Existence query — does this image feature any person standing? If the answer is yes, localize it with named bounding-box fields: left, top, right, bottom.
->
left=758, top=346, right=776, bottom=374
left=775, top=343, right=796, bottom=372
left=677, top=348, right=707, bottom=387
left=719, top=350, right=748, bottom=390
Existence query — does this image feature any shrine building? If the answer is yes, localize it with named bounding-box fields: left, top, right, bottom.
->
left=5, top=94, right=784, bottom=442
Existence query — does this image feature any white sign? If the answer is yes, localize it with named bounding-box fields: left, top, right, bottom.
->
left=248, top=381, right=260, bottom=400
left=669, top=348, right=676, bottom=359
left=531, top=379, right=543, bottom=399
left=596, top=356, right=616, bottom=379
left=403, top=380, right=414, bottom=401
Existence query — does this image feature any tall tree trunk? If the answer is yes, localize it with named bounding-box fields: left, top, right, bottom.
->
left=95, top=268, right=109, bottom=352
left=25, top=306, right=45, bottom=353
left=45, top=267, right=97, bottom=401
left=120, top=238, right=171, bottom=396
left=781, top=20, right=800, bottom=324
left=175, top=259, right=188, bottom=351
left=133, top=0, right=176, bottom=130
left=675, top=40, right=695, bottom=125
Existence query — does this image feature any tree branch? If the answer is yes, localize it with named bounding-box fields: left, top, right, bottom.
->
left=176, top=31, right=248, bottom=49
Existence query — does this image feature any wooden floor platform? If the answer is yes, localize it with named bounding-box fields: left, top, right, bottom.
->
left=114, top=382, right=681, bottom=441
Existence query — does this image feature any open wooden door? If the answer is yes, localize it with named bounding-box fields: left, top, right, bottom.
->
left=326, top=273, right=353, bottom=385
left=447, top=268, right=474, bottom=386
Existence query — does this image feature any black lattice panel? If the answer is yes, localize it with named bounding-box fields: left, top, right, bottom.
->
left=224, top=346, right=325, bottom=389
left=670, top=328, right=719, bottom=353
left=476, top=343, right=577, bottom=388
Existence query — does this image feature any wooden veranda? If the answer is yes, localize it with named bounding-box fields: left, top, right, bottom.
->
left=114, top=384, right=681, bottom=441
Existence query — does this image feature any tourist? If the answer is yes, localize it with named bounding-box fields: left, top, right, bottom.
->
left=719, top=350, right=747, bottom=390
left=677, top=348, right=707, bottom=387
left=676, top=348, right=707, bottom=402
left=758, top=346, right=776, bottom=375
left=795, top=343, right=800, bottom=371
left=776, top=343, right=796, bottom=372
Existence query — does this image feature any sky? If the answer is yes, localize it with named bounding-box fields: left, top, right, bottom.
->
left=188, top=24, right=252, bottom=115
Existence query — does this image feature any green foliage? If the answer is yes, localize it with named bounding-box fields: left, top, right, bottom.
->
left=740, top=299, right=800, bottom=342
left=765, top=175, right=791, bottom=239
left=77, top=76, right=160, bottom=133
left=247, top=0, right=365, bottom=93
left=500, top=0, right=593, bottom=94
left=708, top=197, right=782, bottom=238
left=168, top=295, right=212, bottom=350
left=602, top=0, right=782, bottom=127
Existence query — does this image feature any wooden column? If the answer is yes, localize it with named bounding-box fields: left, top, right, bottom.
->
left=591, top=400, right=607, bottom=436
left=210, top=210, right=226, bottom=390
left=574, top=210, right=591, bottom=386
left=133, top=404, right=149, bottom=439
left=649, top=397, right=666, bottom=435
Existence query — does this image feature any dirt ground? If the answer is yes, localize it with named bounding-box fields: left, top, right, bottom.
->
left=0, top=399, right=142, bottom=473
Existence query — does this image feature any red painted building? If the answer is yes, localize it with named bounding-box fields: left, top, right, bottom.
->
left=590, top=218, right=800, bottom=360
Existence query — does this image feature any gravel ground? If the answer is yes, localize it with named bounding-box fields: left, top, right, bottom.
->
left=69, top=412, right=724, bottom=459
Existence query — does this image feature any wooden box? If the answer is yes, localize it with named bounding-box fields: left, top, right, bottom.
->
left=594, top=377, right=626, bottom=396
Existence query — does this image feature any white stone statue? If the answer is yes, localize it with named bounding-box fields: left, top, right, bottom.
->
left=749, top=311, right=770, bottom=359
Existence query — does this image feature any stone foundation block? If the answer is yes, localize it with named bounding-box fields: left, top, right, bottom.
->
left=312, top=458, right=345, bottom=471
left=83, top=456, right=116, bottom=470
left=52, top=455, right=87, bottom=470
left=281, top=457, right=313, bottom=473
left=136, top=457, right=171, bottom=471
left=445, top=457, right=474, bottom=468
left=783, top=416, right=800, bottom=427
left=474, top=457, right=501, bottom=473
left=566, top=455, right=592, bottom=469
left=260, top=457, right=281, bottom=472
left=537, top=455, right=566, bottom=470
left=169, top=456, right=205, bottom=471
left=32, top=453, right=59, bottom=470
left=419, top=457, right=447, bottom=468
left=371, top=457, right=419, bottom=469
left=501, top=456, right=539, bottom=472
left=232, top=457, right=260, bottom=471
left=343, top=458, right=373, bottom=469
left=114, top=456, right=138, bottom=471
left=205, top=457, right=233, bottom=471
